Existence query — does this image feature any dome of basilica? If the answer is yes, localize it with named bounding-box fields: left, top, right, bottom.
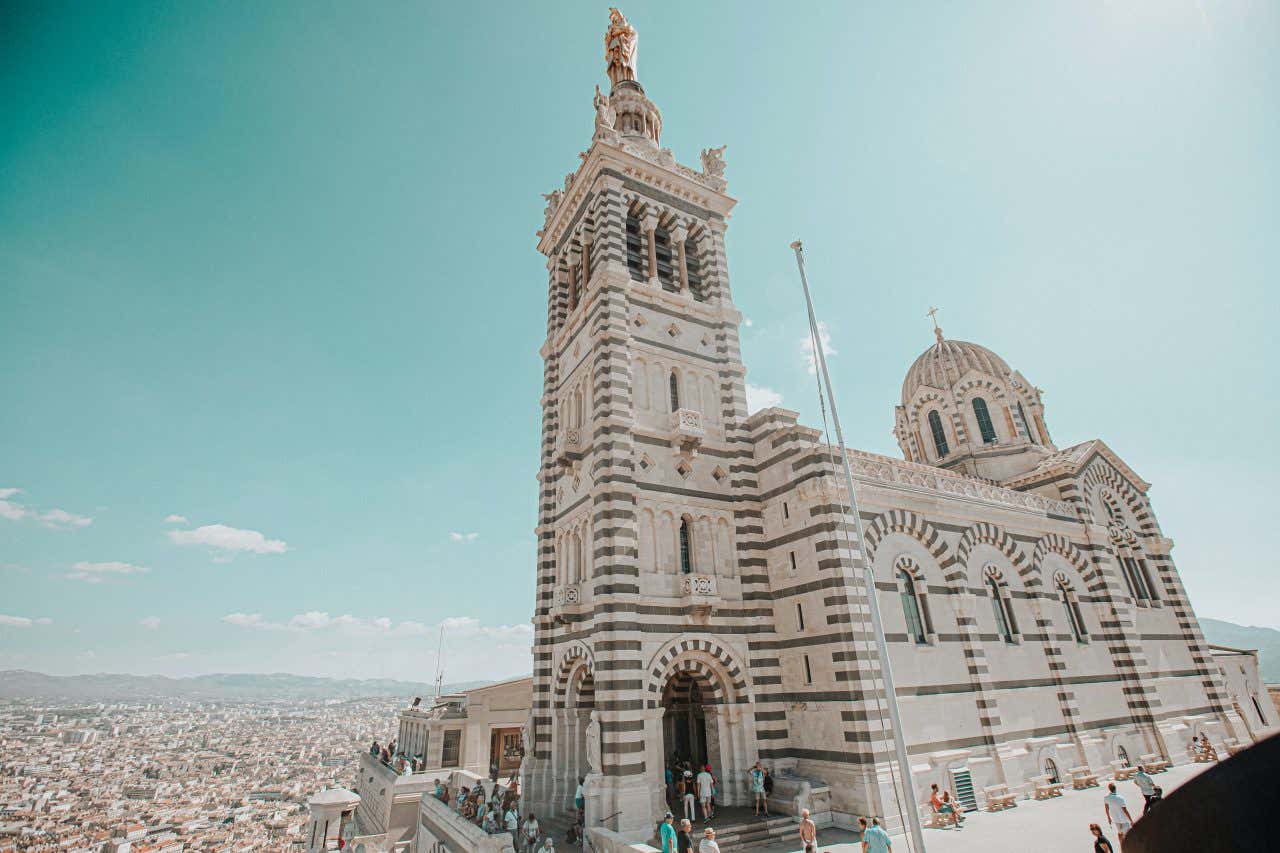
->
left=901, top=335, right=1013, bottom=405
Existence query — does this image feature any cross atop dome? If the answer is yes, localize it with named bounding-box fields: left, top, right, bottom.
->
left=927, top=306, right=944, bottom=343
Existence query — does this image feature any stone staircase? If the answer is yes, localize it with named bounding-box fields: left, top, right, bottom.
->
left=646, top=815, right=798, bottom=852
left=538, top=812, right=583, bottom=850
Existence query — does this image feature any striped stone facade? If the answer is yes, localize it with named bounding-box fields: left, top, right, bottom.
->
left=522, top=43, right=1249, bottom=839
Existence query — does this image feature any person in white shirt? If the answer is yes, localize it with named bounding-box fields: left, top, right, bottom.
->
left=1103, top=783, right=1134, bottom=842
left=695, top=765, right=715, bottom=820
left=504, top=806, right=520, bottom=849
left=699, top=827, right=720, bottom=853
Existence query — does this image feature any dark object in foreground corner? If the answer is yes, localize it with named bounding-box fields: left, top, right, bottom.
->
left=1123, top=731, right=1280, bottom=852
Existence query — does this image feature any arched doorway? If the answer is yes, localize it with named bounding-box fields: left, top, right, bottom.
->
left=663, top=671, right=709, bottom=770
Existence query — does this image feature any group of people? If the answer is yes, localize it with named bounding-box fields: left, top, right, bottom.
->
left=1189, top=732, right=1218, bottom=761
left=926, top=783, right=965, bottom=829
left=429, top=776, right=542, bottom=847
left=666, top=761, right=722, bottom=822
left=1092, top=764, right=1165, bottom=851
left=368, top=738, right=425, bottom=775
left=658, top=812, right=721, bottom=853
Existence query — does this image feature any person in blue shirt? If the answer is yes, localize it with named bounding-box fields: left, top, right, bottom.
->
left=659, top=813, right=677, bottom=853
left=858, top=817, right=892, bottom=853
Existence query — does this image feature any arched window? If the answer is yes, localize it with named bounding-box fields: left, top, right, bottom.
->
left=678, top=518, right=692, bottom=574
left=972, top=397, right=997, bottom=444
left=1059, top=581, right=1088, bottom=643
left=1116, top=745, right=1130, bottom=767
left=987, top=575, right=1017, bottom=643
left=927, top=410, right=949, bottom=457
left=1043, top=758, right=1060, bottom=784
left=624, top=213, right=645, bottom=281
left=1121, top=556, right=1150, bottom=601
left=685, top=237, right=705, bottom=302
left=1016, top=401, right=1036, bottom=444
left=668, top=371, right=680, bottom=412
left=897, top=569, right=929, bottom=644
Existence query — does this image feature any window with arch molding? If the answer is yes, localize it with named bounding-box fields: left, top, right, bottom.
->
left=972, top=397, right=997, bottom=444
left=668, top=371, right=680, bottom=412
left=985, top=567, right=1018, bottom=643
left=1057, top=576, right=1088, bottom=643
left=927, top=410, right=949, bottom=457
left=896, top=565, right=930, bottom=644
left=1016, top=401, right=1037, bottom=445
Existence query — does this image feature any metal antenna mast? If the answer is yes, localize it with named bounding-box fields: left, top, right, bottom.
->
left=790, top=240, right=927, bottom=853
left=433, top=624, right=446, bottom=699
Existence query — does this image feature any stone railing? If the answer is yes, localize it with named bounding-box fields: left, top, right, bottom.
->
left=670, top=409, right=705, bottom=452
left=680, top=573, right=718, bottom=598
left=842, top=448, right=1077, bottom=516
left=553, top=428, right=582, bottom=465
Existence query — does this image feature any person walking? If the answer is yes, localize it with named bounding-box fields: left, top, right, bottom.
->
left=659, top=813, right=677, bottom=853
left=858, top=817, right=891, bottom=853
left=938, top=791, right=963, bottom=828
left=504, top=804, right=520, bottom=849
left=1103, top=783, right=1134, bottom=844
left=677, top=819, right=694, bottom=853
left=574, top=776, right=585, bottom=819
left=748, top=762, right=767, bottom=817
left=696, top=765, right=715, bottom=821
left=1089, top=823, right=1115, bottom=853
left=1133, top=765, right=1156, bottom=814
left=698, top=827, right=720, bottom=853
left=798, top=808, right=817, bottom=853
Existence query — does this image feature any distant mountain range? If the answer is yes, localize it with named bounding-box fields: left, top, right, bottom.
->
left=0, top=670, right=499, bottom=702
left=1201, top=618, right=1280, bottom=683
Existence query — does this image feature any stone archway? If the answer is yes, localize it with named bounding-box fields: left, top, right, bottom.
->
left=641, top=640, right=755, bottom=817
left=548, top=648, right=596, bottom=817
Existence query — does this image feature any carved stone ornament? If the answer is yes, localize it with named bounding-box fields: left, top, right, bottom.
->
left=541, top=189, right=564, bottom=227
left=700, top=145, right=727, bottom=178
left=592, top=85, right=619, bottom=143
left=585, top=709, right=602, bottom=775
left=604, top=8, right=638, bottom=87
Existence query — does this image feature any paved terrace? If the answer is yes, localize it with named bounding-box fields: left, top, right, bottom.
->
left=744, top=762, right=1210, bottom=853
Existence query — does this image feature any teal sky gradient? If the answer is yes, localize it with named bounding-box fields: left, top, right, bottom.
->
left=2, top=1, right=1276, bottom=679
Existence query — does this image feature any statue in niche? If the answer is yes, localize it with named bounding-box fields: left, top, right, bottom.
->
left=700, top=145, right=727, bottom=178
left=604, top=8, right=638, bottom=86
left=520, top=711, right=534, bottom=758
left=585, top=709, right=602, bottom=775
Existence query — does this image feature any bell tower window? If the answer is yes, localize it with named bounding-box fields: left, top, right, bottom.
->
left=678, top=518, right=692, bottom=574
left=654, top=225, right=676, bottom=290
left=625, top=213, right=645, bottom=281
left=685, top=237, right=705, bottom=301
left=927, top=410, right=949, bottom=457
left=668, top=371, right=680, bottom=412
left=972, top=397, right=997, bottom=444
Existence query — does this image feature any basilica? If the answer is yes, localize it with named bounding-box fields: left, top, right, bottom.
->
left=518, top=9, right=1268, bottom=839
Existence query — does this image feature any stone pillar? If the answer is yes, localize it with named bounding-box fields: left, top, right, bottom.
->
left=643, top=215, right=659, bottom=288
left=581, top=234, right=593, bottom=291
left=671, top=225, right=689, bottom=293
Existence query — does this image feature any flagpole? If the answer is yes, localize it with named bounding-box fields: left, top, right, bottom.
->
left=790, top=240, right=927, bottom=853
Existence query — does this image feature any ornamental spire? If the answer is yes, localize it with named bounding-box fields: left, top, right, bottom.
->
left=927, top=306, right=944, bottom=343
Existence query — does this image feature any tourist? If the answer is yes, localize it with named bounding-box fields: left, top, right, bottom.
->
left=522, top=812, right=541, bottom=853
left=798, top=808, right=817, bottom=853
left=858, top=817, right=891, bottom=853
left=1088, top=823, right=1115, bottom=853
left=660, top=813, right=677, bottom=853
left=938, top=791, right=963, bottom=828
left=698, top=827, right=720, bottom=853
left=1146, top=785, right=1163, bottom=812
left=678, top=819, right=694, bottom=853
left=929, top=783, right=941, bottom=813
left=666, top=765, right=675, bottom=806
left=483, top=811, right=498, bottom=834
left=696, top=765, right=715, bottom=821
left=709, top=770, right=718, bottom=819
left=575, top=775, right=585, bottom=817
left=749, top=762, right=767, bottom=816
left=434, top=779, right=446, bottom=802
left=683, top=776, right=696, bottom=822
left=1133, top=765, right=1155, bottom=814
left=1102, top=783, right=1134, bottom=843
left=369, top=740, right=379, bottom=756
left=763, top=767, right=774, bottom=802
left=504, top=803, right=520, bottom=848
left=540, top=836, right=555, bottom=853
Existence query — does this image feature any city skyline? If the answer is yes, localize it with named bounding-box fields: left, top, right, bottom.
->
left=3, top=1, right=1278, bottom=680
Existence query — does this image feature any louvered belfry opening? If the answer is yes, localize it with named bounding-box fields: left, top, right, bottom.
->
left=625, top=212, right=645, bottom=281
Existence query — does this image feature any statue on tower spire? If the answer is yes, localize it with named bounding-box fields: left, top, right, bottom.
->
left=604, top=8, right=638, bottom=87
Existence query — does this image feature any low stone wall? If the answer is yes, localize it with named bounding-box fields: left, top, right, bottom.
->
left=416, top=793, right=516, bottom=853
left=587, top=827, right=660, bottom=853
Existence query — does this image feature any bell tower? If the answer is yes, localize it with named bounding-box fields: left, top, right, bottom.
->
left=522, top=8, right=760, bottom=836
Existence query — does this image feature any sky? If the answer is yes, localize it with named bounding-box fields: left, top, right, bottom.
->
left=1, top=1, right=1276, bottom=681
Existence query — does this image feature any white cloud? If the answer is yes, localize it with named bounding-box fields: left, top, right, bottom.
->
left=449, top=531, right=479, bottom=543
left=155, top=652, right=190, bottom=661
left=745, top=383, right=783, bottom=413
left=220, top=611, right=533, bottom=645
left=168, top=523, right=288, bottom=555
left=164, top=514, right=189, bottom=524
left=0, top=488, right=91, bottom=528
left=139, top=616, right=161, bottom=630
left=0, top=615, right=52, bottom=628
left=39, top=508, right=93, bottom=529
left=67, top=561, right=150, bottom=583
left=800, top=321, right=837, bottom=375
